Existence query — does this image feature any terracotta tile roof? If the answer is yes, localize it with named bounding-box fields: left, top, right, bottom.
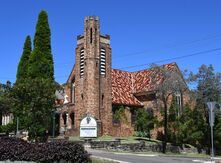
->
left=112, top=62, right=177, bottom=106
left=111, top=69, right=142, bottom=107
left=133, top=63, right=176, bottom=93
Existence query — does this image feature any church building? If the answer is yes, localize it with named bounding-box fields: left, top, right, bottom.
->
left=56, top=16, right=189, bottom=138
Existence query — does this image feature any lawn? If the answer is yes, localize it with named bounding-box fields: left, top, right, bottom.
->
left=68, top=135, right=161, bottom=145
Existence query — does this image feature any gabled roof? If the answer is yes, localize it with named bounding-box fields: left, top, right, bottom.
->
left=111, top=62, right=178, bottom=106
left=133, top=62, right=177, bottom=93
left=112, top=69, right=142, bottom=107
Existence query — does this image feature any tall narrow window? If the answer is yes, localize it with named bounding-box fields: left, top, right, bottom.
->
left=176, top=93, right=182, bottom=116
left=62, top=112, right=67, bottom=126
left=80, top=48, right=84, bottom=78
left=100, top=48, right=106, bottom=75
left=101, top=94, right=104, bottom=107
left=90, top=28, right=93, bottom=44
left=130, top=108, right=136, bottom=125
left=71, top=78, right=75, bottom=103
left=70, top=112, right=75, bottom=129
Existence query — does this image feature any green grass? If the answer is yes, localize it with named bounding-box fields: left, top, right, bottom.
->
left=162, top=152, right=209, bottom=158
left=67, top=135, right=161, bottom=145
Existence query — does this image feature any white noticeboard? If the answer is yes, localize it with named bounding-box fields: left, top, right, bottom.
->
left=80, top=115, right=97, bottom=138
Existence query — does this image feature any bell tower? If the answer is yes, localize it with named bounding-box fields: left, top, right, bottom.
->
left=70, top=16, right=112, bottom=136
left=83, top=16, right=100, bottom=118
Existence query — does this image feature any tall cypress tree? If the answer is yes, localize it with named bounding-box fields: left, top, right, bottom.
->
left=27, top=11, right=55, bottom=141
left=28, top=10, right=54, bottom=80
left=16, top=35, right=32, bottom=82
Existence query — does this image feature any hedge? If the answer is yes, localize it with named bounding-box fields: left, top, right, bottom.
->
left=0, top=137, right=91, bottom=163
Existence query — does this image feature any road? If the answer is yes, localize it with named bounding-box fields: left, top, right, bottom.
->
left=87, top=148, right=218, bottom=163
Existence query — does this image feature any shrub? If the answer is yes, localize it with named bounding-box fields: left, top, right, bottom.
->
left=0, top=122, right=15, bottom=134
left=134, top=131, right=149, bottom=138
left=0, top=137, right=91, bottom=162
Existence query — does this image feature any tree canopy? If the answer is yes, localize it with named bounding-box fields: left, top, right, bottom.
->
left=16, top=35, right=32, bottom=82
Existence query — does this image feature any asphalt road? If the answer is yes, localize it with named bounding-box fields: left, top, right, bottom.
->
left=87, top=148, right=215, bottom=163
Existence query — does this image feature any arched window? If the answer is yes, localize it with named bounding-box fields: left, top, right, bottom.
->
left=62, top=112, right=67, bottom=126
left=80, top=48, right=84, bottom=78
left=71, top=78, right=75, bottom=103
left=101, top=94, right=104, bottom=107
left=90, top=28, right=93, bottom=44
left=130, top=108, right=136, bottom=124
left=146, top=107, right=154, bottom=117
left=100, top=48, right=106, bottom=75
left=70, top=112, right=75, bottom=129
left=175, top=93, right=182, bottom=116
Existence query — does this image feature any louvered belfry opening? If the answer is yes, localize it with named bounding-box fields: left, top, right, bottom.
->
left=80, top=48, right=84, bottom=78
left=100, top=48, right=106, bottom=75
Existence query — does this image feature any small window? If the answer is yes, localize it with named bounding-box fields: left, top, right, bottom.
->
left=90, top=28, right=93, bottom=44
left=81, top=93, right=83, bottom=100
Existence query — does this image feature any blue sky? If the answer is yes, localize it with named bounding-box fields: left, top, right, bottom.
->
left=0, top=0, right=220, bottom=84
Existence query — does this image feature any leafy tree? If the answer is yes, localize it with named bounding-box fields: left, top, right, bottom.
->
left=13, top=36, right=32, bottom=130
left=113, top=105, right=127, bottom=137
left=188, top=64, right=221, bottom=153
left=150, top=64, right=187, bottom=153
left=214, top=114, right=221, bottom=150
left=0, top=82, right=12, bottom=127
left=16, top=35, right=32, bottom=82
left=179, top=104, right=207, bottom=151
left=135, top=108, right=155, bottom=139
left=167, top=95, right=180, bottom=145
left=0, top=82, right=16, bottom=135
left=10, top=10, right=56, bottom=141
left=27, top=10, right=55, bottom=141
left=175, top=104, right=193, bottom=145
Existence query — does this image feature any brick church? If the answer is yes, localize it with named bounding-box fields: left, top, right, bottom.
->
left=56, top=16, right=189, bottom=138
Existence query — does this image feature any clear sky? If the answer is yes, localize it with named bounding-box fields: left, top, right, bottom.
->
left=0, top=0, right=220, bottom=84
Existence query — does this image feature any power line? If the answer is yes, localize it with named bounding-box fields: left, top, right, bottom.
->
left=117, top=47, right=221, bottom=70
left=53, top=34, right=221, bottom=64
left=1, top=47, right=221, bottom=81
left=112, top=34, right=221, bottom=59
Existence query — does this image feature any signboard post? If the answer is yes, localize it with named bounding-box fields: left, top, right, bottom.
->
left=80, top=114, right=97, bottom=138
left=207, top=102, right=216, bottom=161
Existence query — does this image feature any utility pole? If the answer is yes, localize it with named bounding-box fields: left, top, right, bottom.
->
left=207, top=102, right=216, bottom=161
left=52, top=110, right=55, bottom=141
left=16, top=117, right=19, bottom=137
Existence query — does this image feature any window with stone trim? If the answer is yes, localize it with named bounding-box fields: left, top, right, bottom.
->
left=112, top=105, right=120, bottom=124
left=90, top=28, right=93, bottom=44
left=71, top=78, right=75, bottom=103
left=62, top=112, right=67, bottom=126
left=175, top=93, right=182, bottom=116
left=80, top=48, right=84, bottom=78
left=100, top=48, right=106, bottom=75
left=70, top=112, right=75, bottom=129
left=130, top=108, right=136, bottom=125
